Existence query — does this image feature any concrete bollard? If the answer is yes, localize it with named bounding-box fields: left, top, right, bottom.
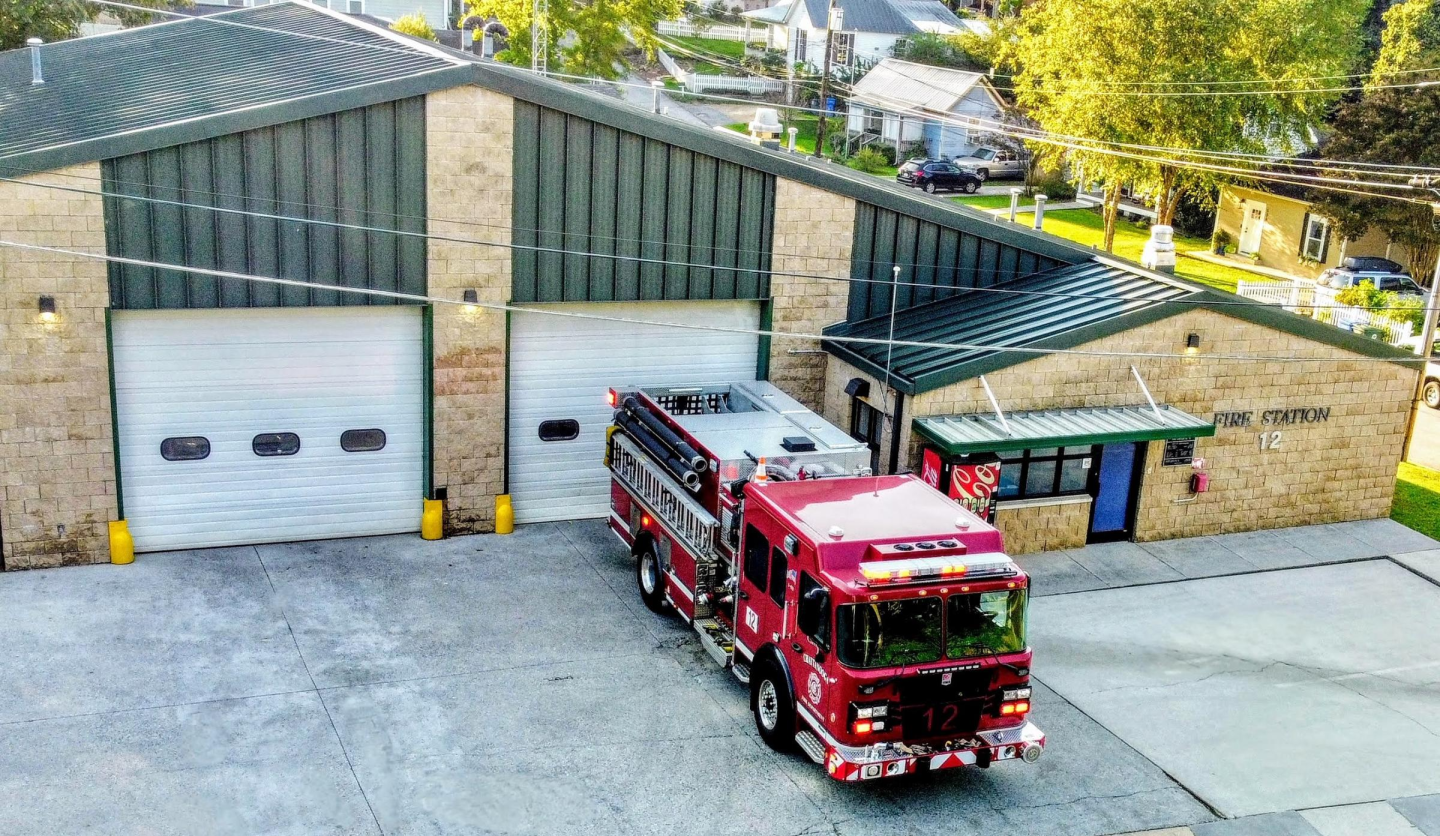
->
left=788, top=127, right=798, bottom=153
left=1009, top=188, right=1022, bottom=223
left=1142, top=224, right=1177, bottom=274
left=1033, top=194, right=1048, bottom=230
left=651, top=80, right=663, bottom=113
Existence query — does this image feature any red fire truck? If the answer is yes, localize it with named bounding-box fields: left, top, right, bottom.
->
left=606, top=382, right=1044, bottom=781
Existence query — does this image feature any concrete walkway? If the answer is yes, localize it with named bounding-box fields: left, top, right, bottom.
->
left=1015, top=518, right=1439, bottom=598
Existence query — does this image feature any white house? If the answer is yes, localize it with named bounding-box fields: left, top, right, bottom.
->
left=845, top=58, right=1006, bottom=160
left=181, top=0, right=455, bottom=29
left=743, top=0, right=967, bottom=73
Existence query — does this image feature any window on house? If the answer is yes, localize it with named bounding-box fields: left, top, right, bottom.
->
left=794, top=30, right=807, bottom=63
left=995, top=446, right=1095, bottom=500
left=832, top=33, right=855, bottom=65
left=346, top=0, right=363, bottom=13
left=1302, top=214, right=1331, bottom=261
left=849, top=399, right=883, bottom=474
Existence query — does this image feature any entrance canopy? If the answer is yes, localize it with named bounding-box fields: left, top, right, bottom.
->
left=914, top=405, right=1215, bottom=456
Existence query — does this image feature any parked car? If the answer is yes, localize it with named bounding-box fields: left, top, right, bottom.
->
left=1317, top=256, right=1421, bottom=296
left=1426, top=358, right=1439, bottom=409
left=953, top=147, right=1026, bottom=181
left=896, top=159, right=982, bottom=194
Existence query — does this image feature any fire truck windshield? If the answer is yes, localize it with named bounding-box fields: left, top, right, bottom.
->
left=835, top=590, right=1028, bottom=670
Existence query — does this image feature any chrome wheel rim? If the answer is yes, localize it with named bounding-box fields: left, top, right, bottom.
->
left=757, top=679, right=779, bottom=730
left=639, top=552, right=657, bottom=595
left=1426, top=383, right=1439, bottom=408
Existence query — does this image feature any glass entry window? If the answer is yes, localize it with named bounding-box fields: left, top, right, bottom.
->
left=995, top=446, right=1095, bottom=500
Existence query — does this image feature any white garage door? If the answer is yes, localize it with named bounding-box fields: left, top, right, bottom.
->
left=113, top=307, right=424, bottom=552
left=508, top=301, right=760, bottom=523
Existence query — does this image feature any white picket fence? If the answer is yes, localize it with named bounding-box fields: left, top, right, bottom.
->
left=1236, top=278, right=1415, bottom=345
left=656, top=46, right=785, bottom=96
left=656, top=20, right=755, bottom=42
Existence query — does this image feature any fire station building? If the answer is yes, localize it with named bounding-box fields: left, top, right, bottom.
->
left=0, top=3, right=1419, bottom=569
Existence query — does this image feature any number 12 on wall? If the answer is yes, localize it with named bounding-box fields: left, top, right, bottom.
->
left=1258, top=430, right=1283, bottom=451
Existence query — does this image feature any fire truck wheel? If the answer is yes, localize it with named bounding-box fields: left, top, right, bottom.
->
left=635, top=546, right=669, bottom=613
left=751, top=662, right=797, bottom=751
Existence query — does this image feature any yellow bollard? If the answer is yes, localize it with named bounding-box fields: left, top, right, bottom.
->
left=109, top=520, right=135, bottom=565
left=495, top=494, right=515, bottom=535
left=421, top=498, right=444, bottom=540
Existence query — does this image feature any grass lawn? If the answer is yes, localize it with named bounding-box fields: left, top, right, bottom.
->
left=1011, top=208, right=1258, bottom=294
left=662, top=35, right=745, bottom=62
left=1394, top=462, right=1440, bottom=540
left=953, top=194, right=1037, bottom=211
left=724, top=116, right=900, bottom=177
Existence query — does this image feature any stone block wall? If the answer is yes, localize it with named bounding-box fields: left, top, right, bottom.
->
left=0, top=165, right=117, bottom=569
left=994, top=497, right=1091, bottom=556
left=906, top=308, right=1416, bottom=542
left=427, top=85, right=513, bottom=534
left=768, top=178, right=854, bottom=411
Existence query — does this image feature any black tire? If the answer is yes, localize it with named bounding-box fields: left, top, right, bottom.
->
left=751, top=660, right=797, bottom=751
left=1425, top=379, right=1440, bottom=410
left=976, top=168, right=989, bottom=181
left=964, top=180, right=979, bottom=194
left=635, top=545, right=668, bottom=613
left=924, top=182, right=937, bottom=194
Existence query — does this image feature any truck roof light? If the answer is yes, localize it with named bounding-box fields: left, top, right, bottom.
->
left=606, top=390, right=617, bottom=407
left=857, top=553, right=1015, bottom=586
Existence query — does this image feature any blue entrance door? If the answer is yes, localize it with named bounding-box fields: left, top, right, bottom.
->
left=1090, top=443, right=1141, bottom=542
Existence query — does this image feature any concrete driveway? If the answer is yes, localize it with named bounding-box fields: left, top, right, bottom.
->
left=3, top=520, right=1438, bottom=835
left=1409, top=404, right=1440, bottom=472
left=0, top=523, right=1209, bottom=836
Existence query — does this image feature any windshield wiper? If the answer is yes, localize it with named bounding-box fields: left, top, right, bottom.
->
left=956, top=640, right=1027, bottom=674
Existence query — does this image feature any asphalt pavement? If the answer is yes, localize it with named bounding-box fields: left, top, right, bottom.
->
left=1409, top=405, right=1440, bottom=472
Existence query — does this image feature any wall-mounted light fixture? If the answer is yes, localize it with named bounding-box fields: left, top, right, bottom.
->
left=1185, top=333, right=1200, bottom=354
left=38, top=295, right=57, bottom=322
left=462, top=289, right=478, bottom=311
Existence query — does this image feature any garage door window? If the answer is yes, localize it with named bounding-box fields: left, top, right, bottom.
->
left=252, top=432, right=301, bottom=457
left=538, top=419, right=580, bottom=441
left=340, top=428, right=386, bottom=452
left=160, top=436, right=210, bottom=462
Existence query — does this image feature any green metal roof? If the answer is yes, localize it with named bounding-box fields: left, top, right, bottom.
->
left=823, top=260, right=1198, bottom=394
left=915, top=405, right=1217, bottom=456
left=0, top=3, right=472, bottom=173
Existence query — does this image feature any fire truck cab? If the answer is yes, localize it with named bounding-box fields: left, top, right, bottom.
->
left=607, top=382, right=1044, bottom=781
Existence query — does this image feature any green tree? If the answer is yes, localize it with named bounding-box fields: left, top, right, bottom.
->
left=464, top=0, right=681, bottom=79
left=1006, top=0, right=1369, bottom=252
left=1311, top=1, right=1440, bottom=285
left=1, top=0, right=184, bottom=50
left=391, top=11, right=438, bottom=41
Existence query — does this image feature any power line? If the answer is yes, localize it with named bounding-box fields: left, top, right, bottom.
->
left=5, top=173, right=1436, bottom=315
left=2, top=238, right=1424, bottom=366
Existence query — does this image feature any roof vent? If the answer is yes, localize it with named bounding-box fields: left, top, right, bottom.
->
left=26, top=38, right=43, bottom=85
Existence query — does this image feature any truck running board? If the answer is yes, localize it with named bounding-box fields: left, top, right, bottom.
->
left=732, top=661, right=751, bottom=684
left=694, top=618, right=734, bottom=669
left=795, top=730, right=826, bottom=765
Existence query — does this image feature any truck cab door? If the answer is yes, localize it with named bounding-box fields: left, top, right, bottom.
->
left=737, top=523, right=788, bottom=654
left=792, top=571, right=833, bottom=719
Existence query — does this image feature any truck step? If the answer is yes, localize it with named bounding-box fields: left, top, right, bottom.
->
left=732, top=661, right=751, bottom=684
left=795, top=730, right=826, bottom=765
left=694, top=618, right=734, bottom=669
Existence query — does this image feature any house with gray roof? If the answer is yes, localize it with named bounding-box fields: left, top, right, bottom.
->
left=743, top=0, right=966, bottom=73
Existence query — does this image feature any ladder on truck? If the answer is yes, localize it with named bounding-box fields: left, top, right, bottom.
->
left=610, top=433, right=738, bottom=672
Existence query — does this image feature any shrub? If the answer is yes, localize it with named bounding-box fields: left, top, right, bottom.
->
left=1027, top=167, right=1076, bottom=200
left=1335, top=281, right=1425, bottom=331
left=849, top=147, right=891, bottom=174
left=391, top=12, right=437, bottom=42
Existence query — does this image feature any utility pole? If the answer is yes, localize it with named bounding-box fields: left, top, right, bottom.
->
left=1401, top=176, right=1440, bottom=462
left=813, top=0, right=839, bottom=159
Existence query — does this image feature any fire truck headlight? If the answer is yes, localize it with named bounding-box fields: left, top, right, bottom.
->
left=1003, top=688, right=1032, bottom=701
left=854, top=703, right=888, bottom=719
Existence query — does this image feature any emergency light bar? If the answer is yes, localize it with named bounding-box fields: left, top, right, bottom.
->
left=858, top=553, right=1017, bottom=586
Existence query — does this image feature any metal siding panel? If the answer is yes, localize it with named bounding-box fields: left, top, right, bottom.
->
left=178, top=142, right=220, bottom=308
left=910, top=221, right=937, bottom=308
left=305, top=116, right=341, bottom=307
left=563, top=115, right=593, bottom=302
left=100, top=167, right=125, bottom=309
left=935, top=227, right=960, bottom=299
left=210, top=133, right=252, bottom=308
left=757, top=173, right=774, bottom=299
left=711, top=162, right=741, bottom=299
left=688, top=154, right=718, bottom=300
left=394, top=96, right=428, bottom=301
left=848, top=203, right=876, bottom=322
left=536, top=107, right=568, bottom=302
left=510, top=101, right=541, bottom=303
left=243, top=127, right=281, bottom=307
left=145, top=147, right=190, bottom=309
left=868, top=208, right=898, bottom=319
left=588, top=123, right=619, bottom=301
left=892, top=213, right=920, bottom=312
left=335, top=108, right=370, bottom=301
left=958, top=232, right=980, bottom=290
left=364, top=103, right=399, bottom=303
left=639, top=139, right=669, bottom=300
left=734, top=166, right=767, bottom=299
left=1016, top=249, right=1037, bottom=278
left=996, top=244, right=1020, bottom=286
left=613, top=131, right=645, bottom=301
left=275, top=120, right=312, bottom=307
left=664, top=147, right=693, bottom=300
left=110, top=155, right=157, bottom=309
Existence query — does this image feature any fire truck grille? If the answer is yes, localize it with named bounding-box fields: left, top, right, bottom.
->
left=897, top=669, right=994, bottom=704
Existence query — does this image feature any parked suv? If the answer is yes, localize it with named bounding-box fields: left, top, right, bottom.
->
left=1317, top=257, right=1422, bottom=296
left=953, top=147, right=1026, bottom=181
left=897, top=159, right=982, bottom=194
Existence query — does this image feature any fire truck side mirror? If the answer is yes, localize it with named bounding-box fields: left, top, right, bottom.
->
left=799, top=586, right=831, bottom=650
